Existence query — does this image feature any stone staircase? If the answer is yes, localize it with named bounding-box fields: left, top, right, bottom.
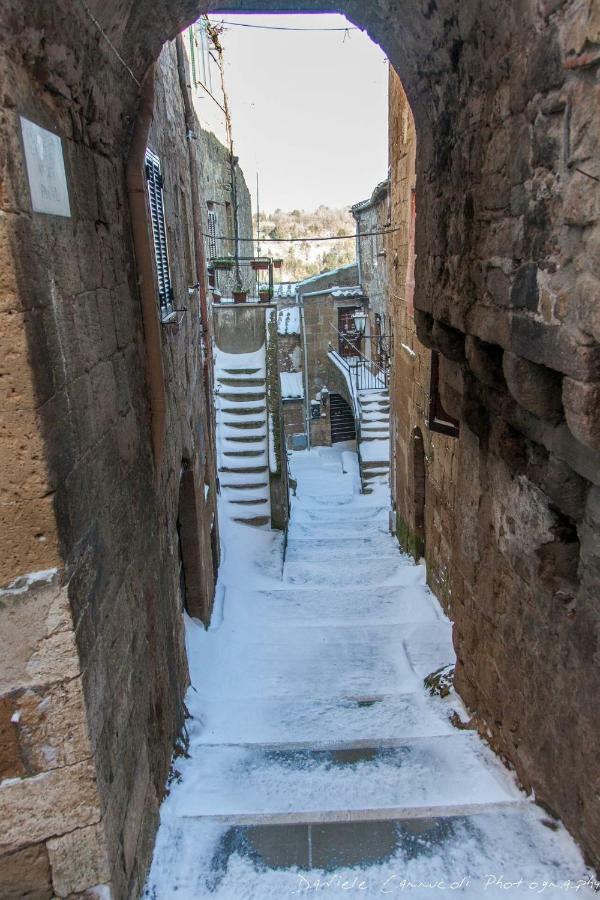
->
left=357, top=388, right=390, bottom=490
left=214, top=349, right=271, bottom=527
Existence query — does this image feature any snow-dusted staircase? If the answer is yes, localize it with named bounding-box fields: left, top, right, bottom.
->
left=357, top=388, right=390, bottom=489
left=214, top=347, right=271, bottom=528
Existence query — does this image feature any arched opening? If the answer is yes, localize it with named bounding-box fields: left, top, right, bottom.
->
left=412, top=426, right=426, bottom=557
left=329, top=392, right=356, bottom=444
left=177, top=460, right=209, bottom=624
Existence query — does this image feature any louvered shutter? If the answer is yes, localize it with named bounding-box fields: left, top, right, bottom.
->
left=144, top=149, right=174, bottom=321
left=207, top=207, right=218, bottom=260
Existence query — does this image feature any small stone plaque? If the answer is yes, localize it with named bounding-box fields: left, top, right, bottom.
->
left=20, top=116, right=71, bottom=217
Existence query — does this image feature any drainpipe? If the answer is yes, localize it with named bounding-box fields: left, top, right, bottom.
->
left=299, top=293, right=311, bottom=450
left=126, top=66, right=167, bottom=476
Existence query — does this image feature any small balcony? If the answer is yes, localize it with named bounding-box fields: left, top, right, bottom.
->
left=208, top=256, right=283, bottom=305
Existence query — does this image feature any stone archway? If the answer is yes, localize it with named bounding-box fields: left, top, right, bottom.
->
left=1, top=0, right=599, bottom=885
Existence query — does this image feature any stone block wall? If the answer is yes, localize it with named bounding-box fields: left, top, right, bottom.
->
left=0, top=16, right=220, bottom=896
left=387, top=61, right=600, bottom=868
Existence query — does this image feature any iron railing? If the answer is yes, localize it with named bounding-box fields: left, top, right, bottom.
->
left=329, top=324, right=390, bottom=391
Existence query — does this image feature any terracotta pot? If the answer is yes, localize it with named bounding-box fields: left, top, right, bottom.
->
left=232, top=290, right=248, bottom=303
left=251, top=260, right=269, bottom=271
left=259, top=290, right=270, bottom=302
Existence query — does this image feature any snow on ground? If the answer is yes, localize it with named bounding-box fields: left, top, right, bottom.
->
left=280, top=371, right=304, bottom=399
left=145, top=445, right=594, bottom=899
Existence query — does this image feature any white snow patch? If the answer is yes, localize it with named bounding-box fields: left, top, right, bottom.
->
left=0, top=568, right=58, bottom=596
left=280, top=371, right=304, bottom=399
left=277, top=305, right=301, bottom=335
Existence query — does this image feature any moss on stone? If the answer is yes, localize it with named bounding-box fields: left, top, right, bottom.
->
left=396, top=514, right=425, bottom=562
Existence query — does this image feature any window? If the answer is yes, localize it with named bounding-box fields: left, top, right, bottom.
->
left=144, top=148, right=174, bottom=322
left=207, top=203, right=218, bottom=260
left=428, top=351, right=459, bottom=437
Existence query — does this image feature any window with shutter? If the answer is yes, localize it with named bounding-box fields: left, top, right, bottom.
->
left=207, top=205, right=218, bottom=260
left=144, top=148, right=174, bottom=322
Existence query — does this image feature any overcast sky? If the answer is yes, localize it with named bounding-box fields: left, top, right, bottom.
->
left=214, top=13, right=389, bottom=213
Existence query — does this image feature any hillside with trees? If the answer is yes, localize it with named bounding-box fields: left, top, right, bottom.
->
left=254, top=205, right=356, bottom=282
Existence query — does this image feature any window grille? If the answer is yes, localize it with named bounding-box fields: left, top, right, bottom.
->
left=144, top=148, right=174, bottom=321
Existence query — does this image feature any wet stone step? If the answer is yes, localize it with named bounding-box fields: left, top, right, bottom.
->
left=152, top=807, right=589, bottom=898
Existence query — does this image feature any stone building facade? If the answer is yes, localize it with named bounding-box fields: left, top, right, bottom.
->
left=352, top=179, right=391, bottom=364
left=1, top=0, right=599, bottom=890
left=0, top=31, right=240, bottom=898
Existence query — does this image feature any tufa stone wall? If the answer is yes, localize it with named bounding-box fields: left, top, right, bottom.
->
left=0, top=20, right=221, bottom=898
left=387, top=65, right=600, bottom=869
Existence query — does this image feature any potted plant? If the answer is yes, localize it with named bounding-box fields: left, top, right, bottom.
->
left=259, top=288, right=271, bottom=302
left=213, top=257, right=234, bottom=271
left=232, top=289, right=248, bottom=303
left=273, top=259, right=283, bottom=270
left=251, top=259, right=270, bottom=271
left=212, top=289, right=222, bottom=304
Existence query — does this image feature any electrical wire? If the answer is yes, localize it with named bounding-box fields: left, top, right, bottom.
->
left=204, top=226, right=404, bottom=244
left=208, top=18, right=359, bottom=33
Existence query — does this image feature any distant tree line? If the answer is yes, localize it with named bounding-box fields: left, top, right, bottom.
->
left=254, top=205, right=356, bottom=282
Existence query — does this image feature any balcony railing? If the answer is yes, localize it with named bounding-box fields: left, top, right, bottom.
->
left=329, top=324, right=390, bottom=391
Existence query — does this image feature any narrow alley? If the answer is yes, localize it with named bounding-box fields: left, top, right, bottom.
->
left=145, top=447, right=592, bottom=898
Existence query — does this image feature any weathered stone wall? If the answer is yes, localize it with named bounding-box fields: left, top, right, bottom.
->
left=0, top=18, right=220, bottom=897
left=197, top=125, right=254, bottom=298
left=352, top=181, right=390, bottom=331
left=387, top=61, right=600, bottom=870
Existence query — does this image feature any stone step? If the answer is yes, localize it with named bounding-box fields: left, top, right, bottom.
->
left=221, top=367, right=262, bottom=375
left=147, top=806, right=587, bottom=895
left=362, top=459, right=390, bottom=470
left=218, top=406, right=267, bottom=416
left=221, top=482, right=269, bottom=491
left=223, top=434, right=267, bottom=444
left=222, top=420, right=267, bottom=430
left=188, top=691, right=452, bottom=747
left=223, top=449, right=267, bottom=458
left=217, top=378, right=266, bottom=388
left=225, top=582, right=437, bottom=629
left=219, top=466, right=268, bottom=475
left=218, top=391, right=267, bottom=402
left=232, top=516, right=271, bottom=527
left=170, top=734, right=521, bottom=821
left=228, top=498, right=270, bottom=506
left=285, top=536, right=400, bottom=562
left=282, top=556, right=422, bottom=590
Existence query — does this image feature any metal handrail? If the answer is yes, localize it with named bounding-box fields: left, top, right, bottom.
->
left=329, top=323, right=389, bottom=390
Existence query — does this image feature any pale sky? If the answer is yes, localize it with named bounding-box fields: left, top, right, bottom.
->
left=214, top=13, right=389, bottom=213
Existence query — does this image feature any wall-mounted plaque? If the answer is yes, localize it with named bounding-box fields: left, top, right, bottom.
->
left=20, top=117, right=71, bottom=218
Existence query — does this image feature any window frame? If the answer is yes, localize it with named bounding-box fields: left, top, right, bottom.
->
left=144, top=148, right=175, bottom=323
left=428, top=351, right=460, bottom=437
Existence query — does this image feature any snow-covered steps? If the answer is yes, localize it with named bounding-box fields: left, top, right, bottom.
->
left=146, top=445, right=593, bottom=898
left=187, top=692, right=454, bottom=748
left=215, top=346, right=272, bottom=527
left=147, top=807, right=594, bottom=899
left=357, top=388, right=390, bottom=489
left=169, top=734, right=523, bottom=823
left=282, top=555, right=420, bottom=588
left=224, top=582, right=438, bottom=628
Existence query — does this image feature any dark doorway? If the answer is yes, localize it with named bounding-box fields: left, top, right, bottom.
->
left=177, top=461, right=208, bottom=624
left=330, top=393, right=356, bottom=444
